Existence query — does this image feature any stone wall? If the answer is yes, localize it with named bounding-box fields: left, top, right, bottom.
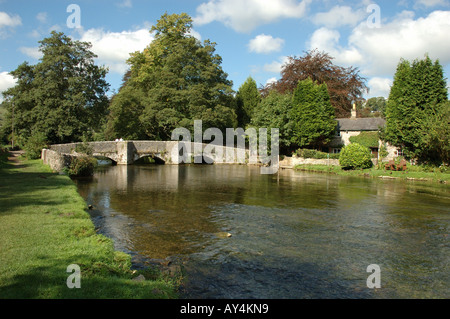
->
left=279, top=156, right=340, bottom=169
left=41, top=149, right=78, bottom=172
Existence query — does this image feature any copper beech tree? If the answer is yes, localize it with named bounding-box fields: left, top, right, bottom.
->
left=261, top=49, right=368, bottom=118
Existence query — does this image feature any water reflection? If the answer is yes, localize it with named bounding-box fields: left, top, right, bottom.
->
left=75, top=165, right=450, bottom=299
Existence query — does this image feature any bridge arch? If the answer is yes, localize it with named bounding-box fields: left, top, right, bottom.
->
left=134, top=153, right=166, bottom=165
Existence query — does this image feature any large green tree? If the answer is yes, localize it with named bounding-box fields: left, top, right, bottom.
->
left=250, top=91, right=293, bottom=154
left=235, top=76, right=261, bottom=127
left=106, top=13, right=236, bottom=140
left=384, top=55, right=448, bottom=164
left=1, top=31, right=109, bottom=145
left=290, top=78, right=337, bottom=150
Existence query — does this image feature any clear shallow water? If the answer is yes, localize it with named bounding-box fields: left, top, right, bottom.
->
left=75, top=164, right=449, bottom=299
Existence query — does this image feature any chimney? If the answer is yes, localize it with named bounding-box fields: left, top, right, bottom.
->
left=351, top=103, right=357, bottom=119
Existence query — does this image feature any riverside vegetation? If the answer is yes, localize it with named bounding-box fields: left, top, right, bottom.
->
left=0, top=147, right=180, bottom=298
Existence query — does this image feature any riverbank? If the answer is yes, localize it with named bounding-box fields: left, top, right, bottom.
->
left=293, top=164, right=449, bottom=183
left=0, top=151, right=179, bottom=299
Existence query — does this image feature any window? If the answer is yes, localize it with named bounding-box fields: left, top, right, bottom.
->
left=332, top=148, right=341, bottom=154
left=335, top=128, right=341, bottom=137
left=395, top=148, right=404, bottom=157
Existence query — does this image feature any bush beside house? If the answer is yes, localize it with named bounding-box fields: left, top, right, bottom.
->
left=339, top=143, right=373, bottom=170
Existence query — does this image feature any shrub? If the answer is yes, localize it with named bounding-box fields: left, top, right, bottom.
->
left=68, top=156, right=97, bottom=177
left=23, top=131, right=48, bottom=159
left=349, top=131, right=379, bottom=149
left=339, top=143, right=373, bottom=170
left=75, top=141, right=94, bottom=156
left=295, top=148, right=340, bottom=159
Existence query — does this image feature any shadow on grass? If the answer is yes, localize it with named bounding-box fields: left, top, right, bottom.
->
left=0, top=166, right=81, bottom=215
left=0, top=157, right=180, bottom=299
left=0, top=254, right=175, bottom=299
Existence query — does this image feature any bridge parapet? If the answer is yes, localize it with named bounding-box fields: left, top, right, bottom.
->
left=45, top=140, right=251, bottom=169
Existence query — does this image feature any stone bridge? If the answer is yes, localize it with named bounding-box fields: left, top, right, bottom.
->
left=42, top=140, right=251, bottom=168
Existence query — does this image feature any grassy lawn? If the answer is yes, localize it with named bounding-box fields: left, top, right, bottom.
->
left=294, top=163, right=450, bottom=183
left=0, top=151, right=180, bottom=299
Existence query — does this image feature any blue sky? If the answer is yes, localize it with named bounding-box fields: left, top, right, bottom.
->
left=1, top=0, right=450, bottom=102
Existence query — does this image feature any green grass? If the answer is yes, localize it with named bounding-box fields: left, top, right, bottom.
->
left=294, top=164, right=450, bottom=183
left=0, top=154, right=180, bottom=299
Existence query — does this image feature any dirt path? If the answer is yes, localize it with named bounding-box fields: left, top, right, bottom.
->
left=7, top=150, right=26, bottom=166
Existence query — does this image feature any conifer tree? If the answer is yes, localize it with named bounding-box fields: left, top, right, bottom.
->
left=384, top=55, right=448, bottom=163
left=290, top=78, right=336, bottom=149
left=235, top=76, right=261, bottom=127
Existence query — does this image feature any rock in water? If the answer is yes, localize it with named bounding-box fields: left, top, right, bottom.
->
left=215, top=232, right=232, bottom=238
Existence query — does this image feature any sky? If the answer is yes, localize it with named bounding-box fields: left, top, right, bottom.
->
left=1, top=0, right=450, bottom=102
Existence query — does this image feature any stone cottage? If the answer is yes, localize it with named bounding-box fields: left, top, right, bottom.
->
left=327, top=105, right=398, bottom=161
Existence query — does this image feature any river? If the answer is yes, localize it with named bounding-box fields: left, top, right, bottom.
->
left=74, top=164, right=449, bottom=299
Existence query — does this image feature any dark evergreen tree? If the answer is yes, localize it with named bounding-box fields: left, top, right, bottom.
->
left=384, top=55, right=448, bottom=163
left=235, top=76, right=261, bottom=128
left=290, top=78, right=337, bottom=149
left=250, top=91, right=293, bottom=154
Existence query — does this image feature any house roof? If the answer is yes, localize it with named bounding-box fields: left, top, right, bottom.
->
left=337, top=117, right=386, bottom=132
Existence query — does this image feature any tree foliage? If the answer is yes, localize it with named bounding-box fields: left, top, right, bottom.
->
left=106, top=13, right=237, bottom=141
left=349, top=131, right=379, bottom=149
left=384, top=55, right=448, bottom=164
left=236, top=76, right=261, bottom=128
left=418, top=101, right=450, bottom=165
left=357, top=96, right=386, bottom=118
left=250, top=91, right=293, bottom=154
left=262, top=49, right=368, bottom=117
left=1, top=31, right=109, bottom=145
left=290, top=78, right=337, bottom=149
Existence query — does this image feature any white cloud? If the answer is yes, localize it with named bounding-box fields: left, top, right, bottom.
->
left=308, top=10, right=450, bottom=77
left=187, top=29, right=202, bottom=41
left=414, top=0, right=449, bottom=8
left=0, top=71, right=17, bottom=102
left=312, top=5, right=365, bottom=28
left=117, top=0, right=132, bottom=8
left=263, top=56, right=289, bottom=73
left=366, top=77, right=393, bottom=98
left=19, top=47, right=43, bottom=60
left=48, top=24, right=62, bottom=33
left=79, top=28, right=154, bottom=74
left=29, top=29, right=41, bottom=39
left=309, top=27, right=363, bottom=66
left=248, top=34, right=285, bottom=54
left=349, top=10, right=450, bottom=76
left=265, top=77, right=278, bottom=85
left=36, top=12, right=48, bottom=24
left=0, top=12, right=21, bottom=28
left=194, top=0, right=311, bottom=33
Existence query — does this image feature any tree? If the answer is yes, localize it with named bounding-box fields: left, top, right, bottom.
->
left=384, top=55, right=448, bottom=164
left=1, top=31, right=109, bottom=145
left=250, top=91, right=293, bottom=154
left=235, top=76, right=261, bottom=127
left=361, top=97, right=386, bottom=118
left=262, top=49, right=368, bottom=117
left=289, top=78, right=337, bottom=150
left=419, top=101, right=450, bottom=165
left=107, top=13, right=237, bottom=141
